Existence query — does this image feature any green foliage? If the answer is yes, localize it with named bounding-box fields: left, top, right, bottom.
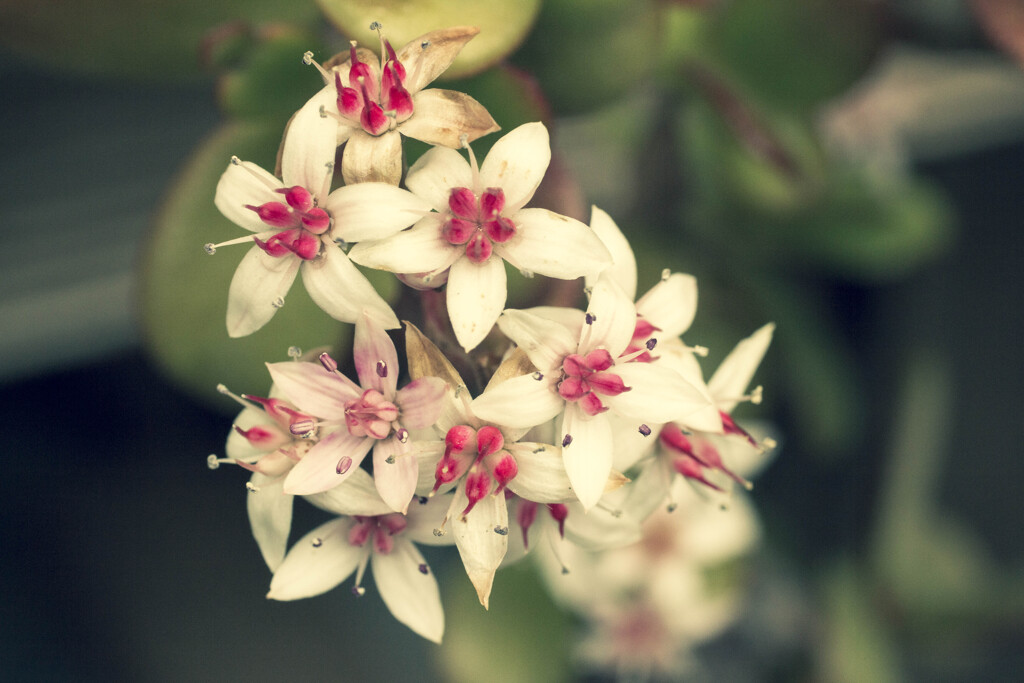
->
left=0, top=0, right=319, bottom=81
left=316, top=0, right=541, bottom=79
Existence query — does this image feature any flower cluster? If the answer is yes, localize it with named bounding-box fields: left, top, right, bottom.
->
left=204, top=25, right=776, bottom=645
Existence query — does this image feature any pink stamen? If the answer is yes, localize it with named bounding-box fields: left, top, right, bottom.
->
left=516, top=500, right=538, bottom=549
left=476, top=426, right=505, bottom=458
left=462, top=466, right=492, bottom=515
left=465, top=232, right=492, bottom=263
left=547, top=503, right=569, bottom=538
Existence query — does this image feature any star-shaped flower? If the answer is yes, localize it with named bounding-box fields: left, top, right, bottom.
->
left=268, top=490, right=453, bottom=643
left=266, top=314, right=446, bottom=512
left=209, top=100, right=432, bottom=336
left=348, top=122, right=612, bottom=351
left=470, top=272, right=714, bottom=510
left=299, top=26, right=499, bottom=185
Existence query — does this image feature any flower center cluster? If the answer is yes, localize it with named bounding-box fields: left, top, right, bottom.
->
left=344, top=389, right=399, bottom=439
left=658, top=422, right=749, bottom=492
left=335, top=41, right=413, bottom=136
left=247, top=185, right=330, bottom=261
left=515, top=498, right=569, bottom=550
left=432, top=425, right=519, bottom=514
left=442, top=187, right=516, bottom=264
left=348, top=513, right=407, bottom=555
left=556, top=349, right=631, bottom=416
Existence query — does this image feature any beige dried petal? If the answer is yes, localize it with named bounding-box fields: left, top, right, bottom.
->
left=398, top=26, right=480, bottom=94
left=483, top=347, right=536, bottom=393
left=401, top=89, right=500, bottom=148
left=341, top=129, right=402, bottom=185
left=404, top=321, right=465, bottom=388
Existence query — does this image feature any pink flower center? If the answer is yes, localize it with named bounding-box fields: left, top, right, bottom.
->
left=556, top=349, right=631, bottom=416
left=658, top=422, right=750, bottom=491
left=344, top=389, right=399, bottom=439
left=442, top=187, right=517, bottom=264
left=334, top=40, right=414, bottom=136
left=432, top=425, right=519, bottom=515
left=348, top=513, right=408, bottom=555
left=516, top=499, right=569, bottom=550
left=622, top=316, right=660, bottom=363
left=247, top=185, right=330, bottom=261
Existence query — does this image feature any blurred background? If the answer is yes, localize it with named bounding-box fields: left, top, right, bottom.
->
left=1, top=0, right=1022, bottom=680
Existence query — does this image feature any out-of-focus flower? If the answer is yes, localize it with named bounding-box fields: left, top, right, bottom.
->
left=268, top=491, right=453, bottom=643
left=538, top=488, right=762, bottom=679
left=266, top=315, right=446, bottom=512
left=348, top=122, right=612, bottom=352
left=299, top=26, right=499, bottom=185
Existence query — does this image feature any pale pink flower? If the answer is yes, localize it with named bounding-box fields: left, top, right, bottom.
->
left=299, top=26, right=499, bottom=185
left=266, top=314, right=446, bottom=513
left=347, top=122, right=612, bottom=352
left=268, top=492, right=453, bottom=643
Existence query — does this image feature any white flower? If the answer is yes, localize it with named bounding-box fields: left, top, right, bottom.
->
left=267, top=491, right=453, bottom=643
left=471, top=272, right=714, bottom=510
left=348, top=122, right=612, bottom=352
left=209, top=99, right=432, bottom=336
left=299, top=26, right=499, bottom=185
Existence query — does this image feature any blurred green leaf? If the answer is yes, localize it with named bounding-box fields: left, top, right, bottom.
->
left=139, top=122, right=398, bottom=410
left=438, top=561, right=571, bottom=683
left=512, top=0, right=660, bottom=115
left=217, top=28, right=325, bottom=120
left=703, top=0, right=881, bottom=114
left=0, top=0, right=319, bottom=81
left=316, top=0, right=541, bottom=79
left=819, top=560, right=903, bottom=683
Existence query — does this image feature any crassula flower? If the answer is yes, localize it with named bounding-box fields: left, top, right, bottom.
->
left=265, top=314, right=446, bottom=512
left=206, top=381, right=320, bottom=571
left=209, top=98, right=433, bottom=336
left=268, top=491, right=453, bottom=643
left=471, top=272, right=714, bottom=510
left=636, top=323, right=777, bottom=506
left=348, top=122, right=612, bottom=351
left=300, top=26, right=499, bottom=185
left=400, top=323, right=576, bottom=607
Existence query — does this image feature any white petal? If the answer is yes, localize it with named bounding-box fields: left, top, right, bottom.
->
left=266, top=360, right=359, bottom=418
left=372, top=540, right=445, bottom=643
left=470, top=373, right=564, bottom=429
left=305, top=467, right=394, bottom=516
left=353, top=313, right=399, bottom=396
left=708, top=323, right=775, bottom=412
left=226, top=245, right=299, bottom=338
left=404, top=492, right=457, bottom=545
left=301, top=242, right=399, bottom=329
left=497, top=208, right=611, bottom=280
left=579, top=273, right=636, bottom=358
left=451, top=485, right=508, bottom=609
left=585, top=206, right=637, bottom=300
left=225, top=407, right=273, bottom=461
left=214, top=160, right=282, bottom=232
left=561, top=406, right=614, bottom=511
left=479, top=122, right=550, bottom=212
left=247, top=472, right=294, bottom=572
left=325, top=183, right=433, bottom=242
left=281, top=85, right=337, bottom=191
left=342, top=129, right=402, bottom=185
left=447, top=256, right=506, bottom=352
left=412, top=441, right=447, bottom=497
left=347, top=214, right=457, bottom=275
left=406, top=146, right=472, bottom=211
left=373, top=437, right=418, bottom=514
left=606, top=362, right=716, bottom=426
left=282, top=431, right=373, bottom=495
left=496, top=308, right=578, bottom=371
left=267, top=518, right=363, bottom=600
left=563, top=500, right=643, bottom=550
left=637, top=273, right=698, bottom=338
left=505, top=442, right=574, bottom=503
